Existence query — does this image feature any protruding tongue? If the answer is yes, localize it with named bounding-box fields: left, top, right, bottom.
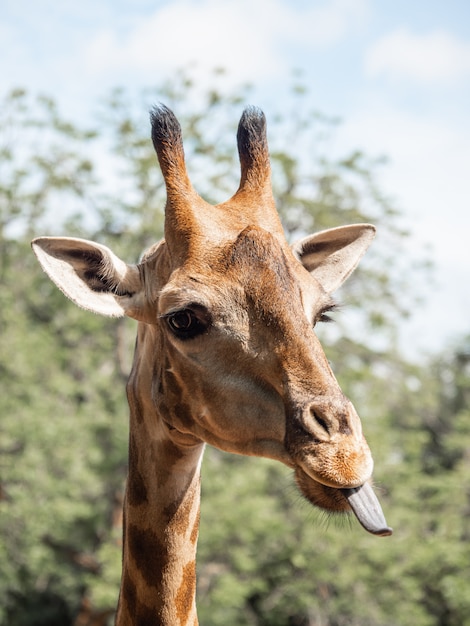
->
left=341, top=483, right=393, bottom=537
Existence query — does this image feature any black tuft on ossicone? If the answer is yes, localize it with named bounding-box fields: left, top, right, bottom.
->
left=236, top=106, right=270, bottom=190
left=150, top=104, right=184, bottom=155
left=237, top=106, right=268, bottom=160
left=149, top=104, right=187, bottom=184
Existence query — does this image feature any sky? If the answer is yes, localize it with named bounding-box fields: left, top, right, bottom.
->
left=2, top=0, right=469, bottom=358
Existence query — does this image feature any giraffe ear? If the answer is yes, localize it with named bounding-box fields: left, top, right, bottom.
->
left=32, top=237, right=146, bottom=320
left=292, top=224, right=376, bottom=293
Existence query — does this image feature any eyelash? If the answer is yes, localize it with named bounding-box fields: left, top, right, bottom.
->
left=316, top=303, right=340, bottom=325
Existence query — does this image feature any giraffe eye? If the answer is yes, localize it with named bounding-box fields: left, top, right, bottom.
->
left=315, top=303, right=339, bottom=326
left=165, top=308, right=209, bottom=340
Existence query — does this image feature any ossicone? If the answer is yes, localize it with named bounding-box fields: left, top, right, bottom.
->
left=236, top=106, right=271, bottom=193
left=150, top=104, right=192, bottom=196
left=150, top=104, right=183, bottom=154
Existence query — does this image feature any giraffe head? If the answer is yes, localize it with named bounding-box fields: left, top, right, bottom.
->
left=32, top=105, right=391, bottom=536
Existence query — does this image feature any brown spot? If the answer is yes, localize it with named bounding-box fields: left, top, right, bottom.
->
left=190, top=508, right=200, bottom=545
left=119, top=570, right=137, bottom=617
left=119, top=571, right=158, bottom=626
left=127, top=435, right=148, bottom=507
left=127, top=523, right=166, bottom=589
left=134, top=603, right=158, bottom=626
left=175, top=560, right=196, bottom=624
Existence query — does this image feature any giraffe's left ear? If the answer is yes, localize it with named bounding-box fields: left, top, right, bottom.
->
left=292, top=224, right=376, bottom=293
left=32, top=237, right=147, bottom=320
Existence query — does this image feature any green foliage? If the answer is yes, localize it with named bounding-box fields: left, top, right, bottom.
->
left=0, top=72, right=468, bottom=625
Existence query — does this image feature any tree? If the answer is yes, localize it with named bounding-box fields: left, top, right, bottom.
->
left=0, top=90, right=128, bottom=624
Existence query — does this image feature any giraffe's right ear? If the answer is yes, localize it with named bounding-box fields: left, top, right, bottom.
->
left=32, top=237, right=147, bottom=320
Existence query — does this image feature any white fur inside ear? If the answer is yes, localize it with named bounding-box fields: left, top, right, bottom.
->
left=32, top=237, right=139, bottom=317
left=292, top=224, right=376, bottom=293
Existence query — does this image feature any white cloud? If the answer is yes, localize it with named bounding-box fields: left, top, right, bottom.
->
left=365, top=27, right=470, bottom=84
left=84, top=0, right=282, bottom=82
left=340, top=105, right=470, bottom=254
left=337, top=103, right=470, bottom=354
left=82, top=0, right=369, bottom=85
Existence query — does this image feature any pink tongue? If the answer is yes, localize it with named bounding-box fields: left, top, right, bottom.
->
left=341, top=483, right=393, bottom=537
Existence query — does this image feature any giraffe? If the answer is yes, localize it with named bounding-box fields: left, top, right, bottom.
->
left=32, top=105, right=392, bottom=625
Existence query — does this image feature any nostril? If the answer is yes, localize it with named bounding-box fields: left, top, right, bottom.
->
left=311, top=410, right=330, bottom=435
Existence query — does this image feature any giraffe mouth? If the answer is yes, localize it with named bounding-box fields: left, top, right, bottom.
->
left=294, top=468, right=392, bottom=536
left=341, top=483, right=392, bottom=537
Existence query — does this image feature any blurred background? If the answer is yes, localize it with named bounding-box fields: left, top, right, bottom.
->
left=1, top=1, right=469, bottom=624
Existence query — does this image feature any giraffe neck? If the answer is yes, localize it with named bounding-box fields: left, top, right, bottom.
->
left=116, top=328, right=204, bottom=626
left=116, top=440, right=203, bottom=625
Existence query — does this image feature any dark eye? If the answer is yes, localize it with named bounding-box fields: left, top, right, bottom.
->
left=165, top=308, right=209, bottom=340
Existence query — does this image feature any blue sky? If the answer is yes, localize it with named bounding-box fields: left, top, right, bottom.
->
left=2, top=0, right=469, bottom=357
